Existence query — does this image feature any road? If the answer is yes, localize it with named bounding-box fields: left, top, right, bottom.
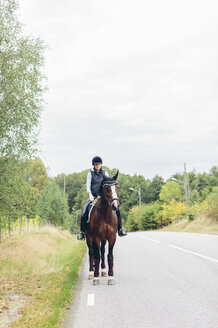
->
left=64, top=231, right=218, bottom=328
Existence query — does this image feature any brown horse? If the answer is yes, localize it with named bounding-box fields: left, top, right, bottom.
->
left=85, top=171, right=119, bottom=285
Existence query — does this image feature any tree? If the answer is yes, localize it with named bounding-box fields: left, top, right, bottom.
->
left=23, top=157, right=50, bottom=217
left=195, top=173, right=209, bottom=197
left=27, top=158, right=50, bottom=194
left=0, top=1, right=46, bottom=217
left=159, top=181, right=181, bottom=203
left=0, top=0, right=45, bottom=215
left=0, top=156, right=26, bottom=216
left=37, top=183, right=68, bottom=225
left=0, top=0, right=46, bottom=158
left=147, top=175, right=164, bottom=202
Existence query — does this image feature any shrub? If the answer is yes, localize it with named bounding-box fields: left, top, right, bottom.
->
left=126, top=202, right=162, bottom=231
left=206, top=187, right=218, bottom=220
left=126, top=206, right=141, bottom=231
left=140, top=203, right=162, bottom=230
left=158, top=199, right=186, bottom=225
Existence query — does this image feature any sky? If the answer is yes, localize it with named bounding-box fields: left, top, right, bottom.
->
left=18, top=0, right=218, bottom=180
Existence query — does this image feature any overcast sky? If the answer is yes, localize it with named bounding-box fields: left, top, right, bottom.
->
left=19, top=0, right=218, bottom=180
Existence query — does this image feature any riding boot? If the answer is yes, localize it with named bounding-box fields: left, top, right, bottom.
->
left=77, top=215, right=86, bottom=240
left=116, top=210, right=127, bottom=237
left=77, top=199, right=91, bottom=240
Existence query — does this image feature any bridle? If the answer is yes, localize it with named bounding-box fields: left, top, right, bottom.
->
left=104, top=183, right=119, bottom=206
left=94, top=182, right=119, bottom=210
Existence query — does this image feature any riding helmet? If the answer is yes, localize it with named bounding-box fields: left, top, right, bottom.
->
left=92, top=156, right=103, bottom=165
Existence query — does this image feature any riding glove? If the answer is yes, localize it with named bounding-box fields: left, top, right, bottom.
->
left=89, top=192, right=94, bottom=201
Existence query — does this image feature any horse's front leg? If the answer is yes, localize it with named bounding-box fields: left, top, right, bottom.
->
left=93, top=239, right=101, bottom=285
left=107, top=239, right=116, bottom=285
left=86, top=236, right=94, bottom=280
left=100, top=240, right=107, bottom=277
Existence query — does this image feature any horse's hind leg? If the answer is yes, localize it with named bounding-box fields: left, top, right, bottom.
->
left=108, top=239, right=116, bottom=285
left=93, top=239, right=101, bottom=285
left=100, top=240, right=107, bottom=277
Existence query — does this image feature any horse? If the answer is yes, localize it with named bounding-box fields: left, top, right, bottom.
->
left=85, top=170, right=120, bottom=285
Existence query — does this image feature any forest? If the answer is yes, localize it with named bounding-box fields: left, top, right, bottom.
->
left=1, top=155, right=218, bottom=235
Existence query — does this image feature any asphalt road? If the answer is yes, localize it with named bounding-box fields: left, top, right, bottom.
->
left=64, top=231, right=218, bottom=328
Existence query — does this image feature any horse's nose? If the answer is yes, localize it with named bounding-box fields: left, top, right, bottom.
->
left=112, top=200, right=120, bottom=211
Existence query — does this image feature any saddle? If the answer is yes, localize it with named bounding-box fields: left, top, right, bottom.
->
left=86, top=196, right=100, bottom=223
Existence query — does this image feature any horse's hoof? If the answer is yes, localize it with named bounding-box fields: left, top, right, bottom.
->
left=101, top=269, right=107, bottom=277
left=93, top=278, right=100, bottom=285
left=108, top=277, right=115, bottom=285
left=88, top=271, right=94, bottom=280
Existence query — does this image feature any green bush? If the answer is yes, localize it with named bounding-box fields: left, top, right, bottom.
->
left=126, top=202, right=162, bottom=231
left=126, top=206, right=141, bottom=231
left=206, top=187, right=218, bottom=220
left=141, top=203, right=162, bottom=230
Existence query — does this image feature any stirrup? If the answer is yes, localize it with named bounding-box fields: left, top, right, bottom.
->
left=77, top=232, right=85, bottom=240
left=118, top=228, right=127, bottom=237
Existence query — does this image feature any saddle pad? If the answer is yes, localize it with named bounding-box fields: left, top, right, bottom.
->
left=86, top=196, right=100, bottom=223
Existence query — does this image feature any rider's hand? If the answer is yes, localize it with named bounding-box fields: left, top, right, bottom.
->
left=89, top=193, right=94, bottom=201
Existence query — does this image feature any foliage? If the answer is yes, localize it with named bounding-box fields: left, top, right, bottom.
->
left=0, top=157, right=49, bottom=219
left=0, top=0, right=46, bottom=158
left=140, top=203, right=162, bottom=230
left=55, top=167, right=155, bottom=222
left=0, top=157, right=31, bottom=217
left=27, top=158, right=50, bottom=194
left=160, top=181, right=182, bottom=203
left=147, top=175, right=164, bottom=202
left=127, top=202, right=162, bottom=231
left=126, top=206, right=141, bottom=231
left=158, top=199, right=186, bottom=226
left=188, top=201, right=208, bottom=219
left=25, top=157, right=50, bottom=216
left=37, top=183, right=68, bottom=225
left=54, top=170, right=88, bottom=213
left=62, top=213, right=80, bottom=234
left=0, top=1, right=47, bottom=220
left=206, top=187, right=218, bottom=221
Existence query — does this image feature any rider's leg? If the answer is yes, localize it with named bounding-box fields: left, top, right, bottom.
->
left=77, top=199, right=90, bottom=240
left=116, top=209, right=127, bottom=237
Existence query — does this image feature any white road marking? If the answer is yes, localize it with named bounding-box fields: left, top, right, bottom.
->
left=169, top=244, right=218, bottom=263
left=141, top=236, right=160, bottom=243
left=87, top=294, right=95, bottom=306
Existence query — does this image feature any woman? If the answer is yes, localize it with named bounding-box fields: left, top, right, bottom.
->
left=77, top=156, right=127, bottom=240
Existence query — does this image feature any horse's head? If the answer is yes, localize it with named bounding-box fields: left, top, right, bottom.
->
left=101, top=170, right=120, bottom=211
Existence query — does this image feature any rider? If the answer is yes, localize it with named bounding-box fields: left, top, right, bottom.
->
left=77, top=156, right=127, bottom=240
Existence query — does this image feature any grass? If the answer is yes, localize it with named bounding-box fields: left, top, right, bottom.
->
left=160, top=215, right=218, bottom=234
left=0, top=227, right=86, bottom=328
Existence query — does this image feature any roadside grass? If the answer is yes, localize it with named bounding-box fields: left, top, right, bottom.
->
left=0, top=227, right=86, bottom=328
left=160, top=215, right=218, bottom=234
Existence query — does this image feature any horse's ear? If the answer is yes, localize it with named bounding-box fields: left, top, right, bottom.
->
left=112, top=170, right=119, bottom=181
